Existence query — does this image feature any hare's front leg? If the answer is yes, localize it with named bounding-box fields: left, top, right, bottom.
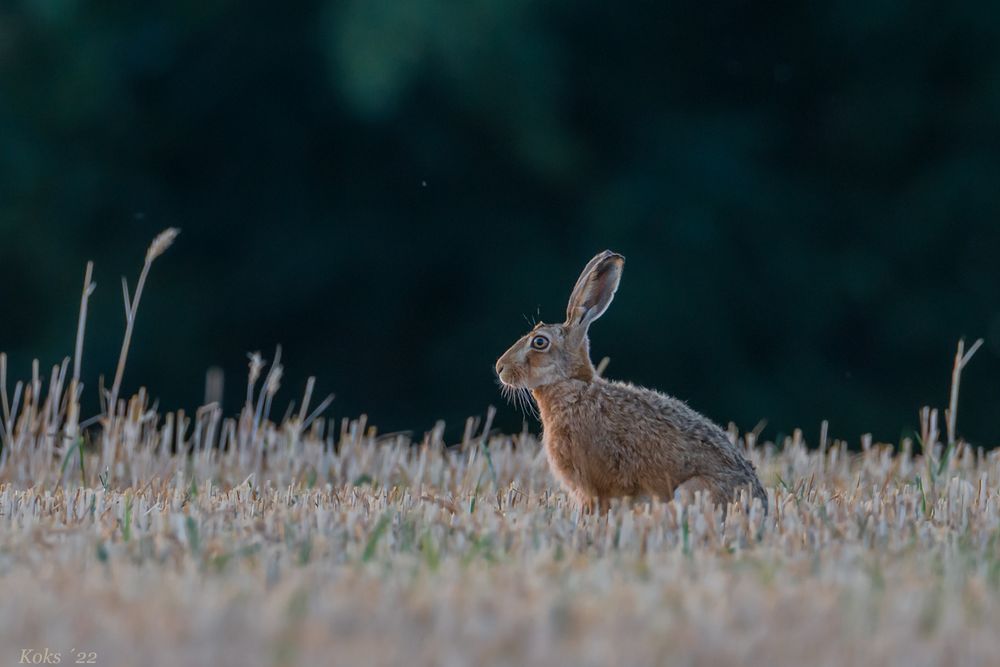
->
left=576, top=493, right=611, bottom=515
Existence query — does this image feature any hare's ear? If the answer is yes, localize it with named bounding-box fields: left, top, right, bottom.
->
left=565, top=250, right=624, bottom=331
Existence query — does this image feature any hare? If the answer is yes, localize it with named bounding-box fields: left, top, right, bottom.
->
left=495, top=250, right=767, bottom=514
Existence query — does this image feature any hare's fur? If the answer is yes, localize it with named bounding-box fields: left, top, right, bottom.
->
left=496, top=250, right=767, bottom=513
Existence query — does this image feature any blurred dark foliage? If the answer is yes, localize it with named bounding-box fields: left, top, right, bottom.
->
left=2, top=1, right=1000, bottom=445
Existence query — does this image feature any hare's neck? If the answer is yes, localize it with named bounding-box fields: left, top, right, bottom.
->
left=532, top=379, right=594, bottom=425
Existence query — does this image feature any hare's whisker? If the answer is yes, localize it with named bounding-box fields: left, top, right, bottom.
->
left=520, top=387, right=539, bottom=421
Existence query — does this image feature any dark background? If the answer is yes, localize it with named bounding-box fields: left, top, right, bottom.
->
left=2, top=2, right=999, bottom=446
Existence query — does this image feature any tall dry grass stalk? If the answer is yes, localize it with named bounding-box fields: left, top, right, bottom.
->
left=107, top=227, right=179, bottom=416
left=62, top=261, right=96, bottom=466
left=946, top=337, right=983, bottom=449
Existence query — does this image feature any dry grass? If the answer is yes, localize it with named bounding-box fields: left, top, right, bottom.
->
left=1, top=234, right=998, bottom=667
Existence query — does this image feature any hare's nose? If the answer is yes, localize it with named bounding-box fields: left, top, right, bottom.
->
left=495, top=362, right=506, bottom=376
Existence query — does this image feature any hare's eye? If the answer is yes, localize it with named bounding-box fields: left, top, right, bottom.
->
left=530, top=335, right=550, bottom=350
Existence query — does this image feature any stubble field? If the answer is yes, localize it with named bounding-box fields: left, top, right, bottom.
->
left=1, top=361, right=998, bottom=667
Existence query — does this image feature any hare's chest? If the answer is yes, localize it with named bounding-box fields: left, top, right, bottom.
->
left=541, top=420, right=609, bottom=494
left=542, top=429, right=584, bottom=492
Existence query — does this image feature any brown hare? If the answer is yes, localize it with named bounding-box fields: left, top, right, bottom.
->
left=496, top=250, right=767, bottom=514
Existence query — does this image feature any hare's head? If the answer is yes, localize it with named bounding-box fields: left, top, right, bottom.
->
left=495, top=250, right=624, bottom=390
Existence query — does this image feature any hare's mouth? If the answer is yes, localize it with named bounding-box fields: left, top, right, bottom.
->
left=495, top=365, right=525, bottom=388
left=497, top=374, right=520, bottom=389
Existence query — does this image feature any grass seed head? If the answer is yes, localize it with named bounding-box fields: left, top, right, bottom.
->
left=146, top=227, right=180, bottom=263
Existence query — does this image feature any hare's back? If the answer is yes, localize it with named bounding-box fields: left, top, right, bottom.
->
left=602, top=380, right=727, bottom=438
